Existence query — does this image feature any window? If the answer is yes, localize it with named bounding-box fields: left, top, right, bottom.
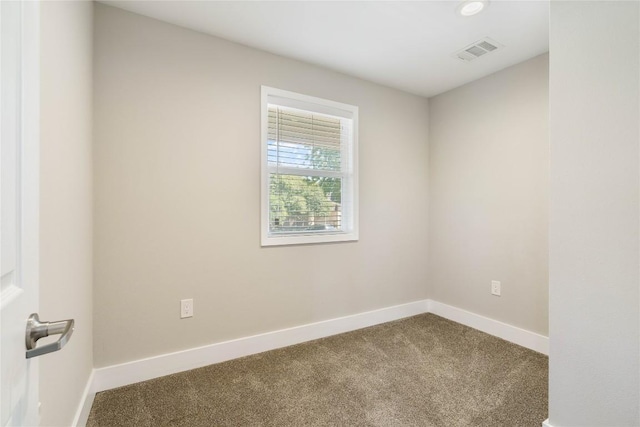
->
left=261, top=86, right=358, bottom=246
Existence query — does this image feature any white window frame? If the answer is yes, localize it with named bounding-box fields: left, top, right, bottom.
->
left=261, top=86, right=359, bottom=246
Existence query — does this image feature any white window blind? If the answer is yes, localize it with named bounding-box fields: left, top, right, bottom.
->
left=261, top=87, right=358, bottom=246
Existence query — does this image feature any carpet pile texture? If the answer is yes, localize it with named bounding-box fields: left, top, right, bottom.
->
left=87, top=313, right=548, bottom=426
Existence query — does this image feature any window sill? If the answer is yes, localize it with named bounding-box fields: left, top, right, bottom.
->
left=261, top=231, right=358, bottom=247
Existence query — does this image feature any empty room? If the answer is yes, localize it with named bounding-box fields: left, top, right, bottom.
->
left=1, top=1, right=638, bottom=426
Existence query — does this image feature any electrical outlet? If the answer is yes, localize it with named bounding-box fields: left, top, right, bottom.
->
left=180, top=299, right=193, bottom=318
left=491, top=280, right=501, bottom=296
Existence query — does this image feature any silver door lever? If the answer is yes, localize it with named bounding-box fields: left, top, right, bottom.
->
left=25, top=313, right=74, bottom=359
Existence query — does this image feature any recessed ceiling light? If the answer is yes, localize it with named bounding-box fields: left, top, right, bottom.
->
left=457, top=0, right=488, bottom=17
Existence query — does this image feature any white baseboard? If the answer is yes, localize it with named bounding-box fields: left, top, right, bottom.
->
left=71, top=369, right=95, bottom=427
left=542, top=419, right=552, bottom=427
left=92, top=300, right=430, bottom=393
left=88, top=298, right=548, bottom=403
left=428, top=300, right=549, bottom=355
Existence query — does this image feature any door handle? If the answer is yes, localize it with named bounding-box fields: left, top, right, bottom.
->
left=25, top=313, right=74, bottom=359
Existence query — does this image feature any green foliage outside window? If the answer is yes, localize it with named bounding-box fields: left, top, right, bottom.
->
left=270, top=147, right=342, bottom=231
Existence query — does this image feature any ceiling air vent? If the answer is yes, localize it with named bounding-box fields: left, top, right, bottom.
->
left=454, top=37, right=503, bottom=62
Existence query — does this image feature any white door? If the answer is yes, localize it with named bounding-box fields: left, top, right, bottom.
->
left=1, top=1, right=40, bottom=426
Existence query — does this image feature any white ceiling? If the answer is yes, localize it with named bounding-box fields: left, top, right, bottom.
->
left=101, top=1, right=549, bottom=98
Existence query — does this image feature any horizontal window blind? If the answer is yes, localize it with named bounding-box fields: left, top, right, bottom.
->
left=268, top=106, right=348, bottom=173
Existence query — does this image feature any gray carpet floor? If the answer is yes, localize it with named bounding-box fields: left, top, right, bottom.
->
left=87, top=314, right=548, bottom=426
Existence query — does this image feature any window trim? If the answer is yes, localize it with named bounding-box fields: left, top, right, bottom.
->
left=261, top=86, right=359, bottom=247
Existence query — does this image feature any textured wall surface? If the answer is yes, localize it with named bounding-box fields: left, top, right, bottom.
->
left=93, top=4, right=429, bottom=367
left=429, top=54, right=549, bottom=335
left=549, top=2, right=639, bottom=425
left=39, top=1, right=94, bottom=425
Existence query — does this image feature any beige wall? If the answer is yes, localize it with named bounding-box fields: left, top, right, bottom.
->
left=93, top=4, right=429, bottom=367
left=39, top=1, right=94, bottom=426
left=549, top=2, right=639, bottom=425
left=428, top=54, right=549, bottom=335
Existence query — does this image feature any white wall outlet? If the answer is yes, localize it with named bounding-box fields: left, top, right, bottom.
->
left=491, top=280, right=501, bottom=296
left=180, top=299, right=193, bottom=318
